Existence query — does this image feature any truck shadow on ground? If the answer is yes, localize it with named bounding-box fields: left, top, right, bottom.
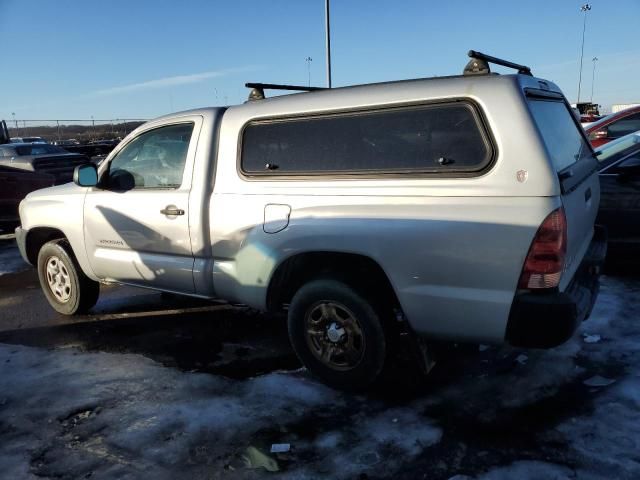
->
left=0, top=294, right=605, bottom=414
left=0, top=302, right=301, bottom=379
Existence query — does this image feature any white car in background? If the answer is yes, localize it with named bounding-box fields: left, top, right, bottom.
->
left=10, top=137, right=47, bottom=144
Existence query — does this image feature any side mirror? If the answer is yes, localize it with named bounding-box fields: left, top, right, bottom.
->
left=73, top=163, right=98, bottom=187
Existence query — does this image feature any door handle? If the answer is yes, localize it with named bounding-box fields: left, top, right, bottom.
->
left=160, top=206, right=185, bottom=216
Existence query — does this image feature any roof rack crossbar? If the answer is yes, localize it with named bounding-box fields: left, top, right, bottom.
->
left=466, top=50, right=532, bottom=76
left=245, top=82, right=326, bottom=101
left=245, top=82, right=326, bottom=92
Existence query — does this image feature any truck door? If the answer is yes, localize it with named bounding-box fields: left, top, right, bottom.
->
left=83, top=117, right=202, bottom=293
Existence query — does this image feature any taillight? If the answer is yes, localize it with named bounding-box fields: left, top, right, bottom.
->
left=518, top=207, right=567, bottom=289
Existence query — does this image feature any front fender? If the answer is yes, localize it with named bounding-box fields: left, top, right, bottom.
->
left=19, top=184, right=97, bottom=281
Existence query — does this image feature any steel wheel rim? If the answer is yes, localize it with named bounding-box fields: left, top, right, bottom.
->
left=45, top=256, right=72, bottom=303
left=305, top=301, right=365, bottom=371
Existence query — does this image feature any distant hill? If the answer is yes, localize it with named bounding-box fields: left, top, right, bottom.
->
left=7, top=121, right=146, bottom=143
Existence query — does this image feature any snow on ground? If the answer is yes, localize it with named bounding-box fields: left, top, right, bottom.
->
left=553, top=276, right=640, bottom=480
left=0, top=343, right=442, bottom=479
left=471, top=461, right=575, bottom=479
left=459, top=275, right=640, bottom=479
left=0, top=273, right=639, bottom=478
left=0, top=238, right=28, bottom=276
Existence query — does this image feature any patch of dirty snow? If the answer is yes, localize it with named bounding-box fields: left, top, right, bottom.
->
left=0, top=343, right=441, bottom=479
left=583, top=334, right=601, bottom=344
left=473, top=460, right=574, bottom=479
left=552, top=276, right=640, bottom=480
left=582, top=375, right=616, bottom=387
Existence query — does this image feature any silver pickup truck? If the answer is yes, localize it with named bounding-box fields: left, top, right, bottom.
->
left=16, top=52, right=606, bottom=389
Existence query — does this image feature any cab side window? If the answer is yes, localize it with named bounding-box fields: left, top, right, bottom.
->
left=106, top=123, right=193, bottom=190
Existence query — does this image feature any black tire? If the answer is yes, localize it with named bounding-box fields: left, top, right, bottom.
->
left=37, top=239, right=99, bottom=315
left=288, top=279, right=387, bottom=390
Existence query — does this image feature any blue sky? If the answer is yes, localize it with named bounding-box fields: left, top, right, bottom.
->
left=1, top=0, right=639, bottom=122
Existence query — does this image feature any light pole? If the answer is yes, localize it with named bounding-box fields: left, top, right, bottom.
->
left=576, top=3, right=591, bottom=104
left=305, top=57, right=313, bottom=86
left=325, top=0, right=332, bottom=88
left=590, top=56, right=598, bottom=103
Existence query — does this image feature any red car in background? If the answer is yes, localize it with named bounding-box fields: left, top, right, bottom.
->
left=585, top=105, right=640, bottom=148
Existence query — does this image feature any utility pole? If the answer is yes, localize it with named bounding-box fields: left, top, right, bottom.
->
left=11, top=112, right=17, bottom=135
left=305, top=57, right=313, bottom=87
left=590, top=57, right=598, bottom=103
left=576, top=3, right=591, bottom=103
left=325, top=0, right=332, bottom=88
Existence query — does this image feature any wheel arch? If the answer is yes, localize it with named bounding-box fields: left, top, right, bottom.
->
left=24, top=227, right=97, bottom=281
left=25, top=227, right=67, bottom=265
left=266, top=251, right=401, bottom=314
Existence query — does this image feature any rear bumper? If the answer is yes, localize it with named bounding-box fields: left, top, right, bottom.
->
left=506, top=225, right=607, bottom=348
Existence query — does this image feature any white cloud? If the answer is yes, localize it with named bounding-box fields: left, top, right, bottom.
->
left=91, top=66, right=258, bottom=97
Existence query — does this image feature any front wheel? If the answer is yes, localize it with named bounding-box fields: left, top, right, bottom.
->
left=288, top=279, right=387, bottom=390
left=37, top=239, right=100, bottom=315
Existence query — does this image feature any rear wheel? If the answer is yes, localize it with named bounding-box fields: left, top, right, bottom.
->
left=37, top=239, right=99, bottom=315
left=288, top=279, right=387, bottom=390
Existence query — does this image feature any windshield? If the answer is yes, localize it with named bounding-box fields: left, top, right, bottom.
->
left=595, top=130, right=640, bottom=163
left=15, top=145, right=66, bottom=155
left=528, top=99, right=593, bottom=172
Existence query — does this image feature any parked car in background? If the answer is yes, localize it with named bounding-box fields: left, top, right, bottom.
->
left=586, top=105, right=640, bottom=148
left=88, top=139, right=119, bottom=147
left=55, top=139, right=119, bottom=159
left=595, top=130, right=640, bottom=257
left=52, top=139, right=80, bottom=147
left=580, top=113, right=602, bottom=124
left=573, top=102, right=601, bottom=125
left=0, top=143, right=89, bottom=185
left=0, top=165, right=54, bottom=230
left=10, top=136, right=47, bottom=144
